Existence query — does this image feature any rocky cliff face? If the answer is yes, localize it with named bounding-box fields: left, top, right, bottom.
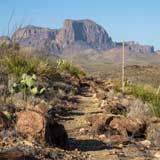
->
left=11, top=19, right=114, bottom=53
left=55, top=19, right=113, bottom=50
left=12, top=25, right=58, bottom=52
left=11, top=19, right=155, bottom=54
left=115, top=41, right=154, bottom=54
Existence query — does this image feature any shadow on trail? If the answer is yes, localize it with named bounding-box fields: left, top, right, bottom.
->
left=69, top=138, right=110, bottom=152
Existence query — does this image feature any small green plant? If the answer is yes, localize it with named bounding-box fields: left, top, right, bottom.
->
left=10, top=73, right=46, bottom=101
left=57, top=59, right=86, bottom=78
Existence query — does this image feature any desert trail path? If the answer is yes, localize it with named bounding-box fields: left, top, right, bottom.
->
left=63, top=86, right=117, bottom=160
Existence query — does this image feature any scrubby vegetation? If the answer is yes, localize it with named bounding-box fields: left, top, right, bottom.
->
left=0, top=44, right=86, bottom=106
left=1, top=41, right=160, bottom=160
left=57, top=59, right=86, bottom=78
left=1, top=51, right=57, bottom=79
left=114, top=80, right=160, bottom=117
left=126, top=83, right=160, bottom=117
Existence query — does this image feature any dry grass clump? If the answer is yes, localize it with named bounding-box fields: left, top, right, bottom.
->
left=118, top=82, right=160, bottom=117
left=127, top=99, right=152, bottom=120
left=57, top=59, right=86, bottom=78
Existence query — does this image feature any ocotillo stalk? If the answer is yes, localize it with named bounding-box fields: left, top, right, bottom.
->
left=122, top=41, right=125, bottom=93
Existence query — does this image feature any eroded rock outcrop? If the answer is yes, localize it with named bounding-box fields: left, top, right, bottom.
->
left=11, top=19, right=114, bottom=53
left=55, top=19, right=113, bottom=50
left=12, top=25, right=58, bottom=52
left=10, top=19, right=155, bottom=54
left=115, top=41, right=154, bottom=54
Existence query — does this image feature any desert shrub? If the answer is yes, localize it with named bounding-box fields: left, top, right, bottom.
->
left=2, top=51, right=36, bottom=78
left=35, top=57, right=58, bottom=80
left=151, top=97, right=160, bottom=117
left=125, top=83, right=160, bottom=117
left=130, top=85, right=154, bottom=102
left=0, top=41, right=9, bottom=50
left=127, top=99, right=152, bottom=120
left=113, top=80, right=122, bottom=92
left=1, top=50, right=59, bottom=81
left=113, top=80, right=160, bottom=117
left=57, top=59, right=86, bottom=78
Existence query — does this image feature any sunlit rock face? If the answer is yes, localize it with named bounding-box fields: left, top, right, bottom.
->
left=11, top=19, right=114, bottom=54
left=11, top=19, right=154, bottom=54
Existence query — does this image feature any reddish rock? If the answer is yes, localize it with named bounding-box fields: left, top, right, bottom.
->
left=26, top=103, right=48, bottom=114
left=16, top=110, right=69, bottom=149
left=109, top=116, right=146, bottom=138
left=87, top=114, right=113, bottom=135
left=87, top=114, right=145, bottom=143
left=16, top=111, right=45, bottom=139
left=55, top=19, right=114, bottom=50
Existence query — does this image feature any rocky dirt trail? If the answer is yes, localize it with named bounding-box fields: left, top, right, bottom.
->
left=63, top=86, right=119, bottom=160
left=62, top=84, right=160, bottom=160
left=1, top=78, right=160, bottom=159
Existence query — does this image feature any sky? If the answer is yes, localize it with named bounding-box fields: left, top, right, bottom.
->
left=0, top=0, right=160, bottom=49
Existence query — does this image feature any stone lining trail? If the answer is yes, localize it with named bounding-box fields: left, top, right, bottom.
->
left=63, top=84, right=160, bottom=160
left=63, top=85, right=119, bottom=160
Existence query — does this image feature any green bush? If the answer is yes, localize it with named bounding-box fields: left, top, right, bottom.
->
left=35, top=57, right=58, bottom=80
left=57, top=59, right=86, bottom=78
left=1, top=51, right=58, bottom=81
left=125, top=83, right=160, bottom=117
left=2, top=52, right=36, bottom=78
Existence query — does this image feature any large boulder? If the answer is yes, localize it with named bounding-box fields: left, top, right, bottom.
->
left=109, top=116, right=146, bottom=139
left=16, top=105, right=69, bottom=149
left=86, top=114, right=146, bottom=143
left=16, top=110, right=45, bottom=139
left=87, top=114, right=107, bottom=135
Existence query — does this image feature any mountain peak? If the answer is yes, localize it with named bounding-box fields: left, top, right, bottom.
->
left=10, top=19, right=154, bottom=54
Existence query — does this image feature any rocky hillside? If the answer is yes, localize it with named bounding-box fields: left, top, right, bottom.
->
left=0, top=44, right=160, bottom=159
left=0, top=19, right=155, bottom=54
left=115, top=41, right=154, bottom=54
left=11, top=25, right=58, bottom=52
